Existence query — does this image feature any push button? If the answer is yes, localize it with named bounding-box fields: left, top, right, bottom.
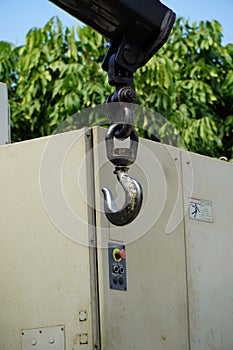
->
left=113, top=248, right=126, bottom=262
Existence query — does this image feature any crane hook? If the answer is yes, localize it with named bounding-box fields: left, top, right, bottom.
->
left=102, top=167, right=143, bottom=226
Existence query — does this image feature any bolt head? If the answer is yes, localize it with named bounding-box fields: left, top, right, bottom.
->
left=123, top=50, right=136, bottom=65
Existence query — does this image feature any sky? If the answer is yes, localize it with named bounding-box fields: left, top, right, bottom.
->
left=0, top=0, right=232, bottom=46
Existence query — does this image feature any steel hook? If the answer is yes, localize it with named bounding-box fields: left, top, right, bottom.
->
left=102, top=167, right=143, bottom=226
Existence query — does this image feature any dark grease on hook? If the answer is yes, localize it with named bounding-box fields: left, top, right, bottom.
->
left=102, top=167, right=143, bottom=226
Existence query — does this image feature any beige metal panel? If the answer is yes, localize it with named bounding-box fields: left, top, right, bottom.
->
left=0, top=83, right=10, bottom=145
left=93, top=127, right=189, bottom=349
left=182, top=152, right=233, bottom=350
left=0, top=130, right=94, bottom=349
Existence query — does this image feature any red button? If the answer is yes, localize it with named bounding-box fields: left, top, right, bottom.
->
left=117, top=249, right=126, bottom=260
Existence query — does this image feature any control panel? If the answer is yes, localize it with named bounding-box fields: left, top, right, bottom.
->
left=108, top=243, right=127, bottom=291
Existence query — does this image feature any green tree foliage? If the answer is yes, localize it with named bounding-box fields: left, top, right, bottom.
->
left=0, top=17, right=232, bottom=161
left=136, top=18, right=233, bottom=160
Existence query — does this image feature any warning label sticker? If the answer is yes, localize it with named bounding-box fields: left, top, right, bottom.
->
left=189, top=198, right=213, bottom=222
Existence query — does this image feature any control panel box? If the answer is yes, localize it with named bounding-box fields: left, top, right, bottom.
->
left=108, top=243, right=127, bottom=291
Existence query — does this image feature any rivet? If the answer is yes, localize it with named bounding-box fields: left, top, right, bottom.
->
left=48, top=336, right=55, bottom=344
left=31, top=338, right=37, bottom=346
left=79, top=311, right=87, bottom=321
left=79, top=333, right=88, bottom=345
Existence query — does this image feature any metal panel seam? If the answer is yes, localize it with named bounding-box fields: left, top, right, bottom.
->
left=180, top=150, right=191, bottom=350
left=85, top=128, right=101, bottom=350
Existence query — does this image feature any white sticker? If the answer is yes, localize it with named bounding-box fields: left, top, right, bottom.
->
left=189, top=198, right=213, bottom=222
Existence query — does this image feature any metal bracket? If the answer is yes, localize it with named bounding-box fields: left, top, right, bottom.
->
left=21, top=326, right=65, bottom=350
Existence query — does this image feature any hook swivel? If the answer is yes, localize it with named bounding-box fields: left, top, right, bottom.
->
left=102, top=167, right=143, bottom=226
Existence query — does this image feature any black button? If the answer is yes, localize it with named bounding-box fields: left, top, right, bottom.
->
left=119, top=277, right=124, bottom=285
